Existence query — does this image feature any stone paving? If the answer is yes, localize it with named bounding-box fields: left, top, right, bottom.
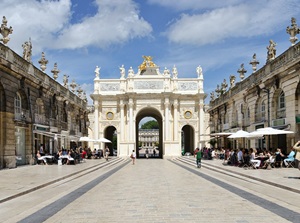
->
left=0, top=157, right=300, bottom=223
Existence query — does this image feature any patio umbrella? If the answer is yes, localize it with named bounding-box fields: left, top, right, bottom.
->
left=95, top=138, right=112, bottom=143
left=227, top=130, right=249, bottom=139
left=79, top=136, right=95, bottom=142
left=248, top=127, right=294, bottom=136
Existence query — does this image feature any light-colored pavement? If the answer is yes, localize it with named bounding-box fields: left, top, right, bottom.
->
left=0, top=157, right=300, bottom=223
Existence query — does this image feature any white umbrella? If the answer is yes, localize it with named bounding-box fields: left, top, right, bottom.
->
left=79, top=136, right=95, bottom=142
left=95, top=138, right=112, bottom=143
left=227, top=130, right=249, bottom=139
left=248, top=127, right=294, bottom=136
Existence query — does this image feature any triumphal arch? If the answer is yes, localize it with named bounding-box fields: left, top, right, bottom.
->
left=90, top=56, right=209, bottom=158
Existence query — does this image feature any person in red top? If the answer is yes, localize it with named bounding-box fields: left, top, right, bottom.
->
left=82, top=149, right=87, bottom=159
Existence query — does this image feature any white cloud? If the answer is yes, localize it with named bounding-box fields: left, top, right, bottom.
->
left=147, top=0, right=241, bottom=10
left=54, top=0, right=152, bottom=49
left=0, top=0, right=152, bottom=55
left=0, top=0, right=71, bottom=55
left=164, top=0, right=300, bottom=46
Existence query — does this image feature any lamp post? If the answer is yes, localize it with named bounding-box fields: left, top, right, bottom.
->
left=262, top=88, right=270, bottom=149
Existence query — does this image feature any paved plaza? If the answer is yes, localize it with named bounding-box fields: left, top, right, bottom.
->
left=0, top=157, right=300, bottom=223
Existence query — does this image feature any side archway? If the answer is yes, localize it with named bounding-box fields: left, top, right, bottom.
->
left=181, top=125, right=195, bottom=155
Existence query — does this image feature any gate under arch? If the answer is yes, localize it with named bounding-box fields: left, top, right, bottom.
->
left=136, top=108, right=163, bottom=159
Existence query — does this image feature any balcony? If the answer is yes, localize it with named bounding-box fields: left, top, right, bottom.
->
left=69, top=130, right=76, bottom=135
left=35, top=114, right=47, bottom=125
left=61, top=121, right=68, bottom=130
left=255, top=112, right=266, bottom=123
left=14, top=109, right=30, bottom=122
left=50, top=118, right=58, bottom=127
left=276, top=109, right=286, bottom=119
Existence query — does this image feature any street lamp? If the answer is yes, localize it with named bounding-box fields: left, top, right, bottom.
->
left=261, top=88, right=270, bottom=149
left=261, top=88, right=270, bottom=127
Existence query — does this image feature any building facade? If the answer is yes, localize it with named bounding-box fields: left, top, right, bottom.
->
left=139, top=129, right=159, bottom=149
left=207, top=18, right=300, bottom=154
left=0, top=17, right=89, bottom=168
left=89, top=56, right=210, bottom=158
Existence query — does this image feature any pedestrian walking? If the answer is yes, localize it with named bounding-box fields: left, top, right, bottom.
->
left=145, top=148, right=149, bottom=159
left=130, top=150, right=136, bottom=164
left=105, top=146, right=110, bottom=161
left=195, top=147, right=202, bottom=168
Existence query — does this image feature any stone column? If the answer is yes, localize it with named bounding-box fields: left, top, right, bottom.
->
left=174, top=99, right=178, bottom=141
left=120, top=100, right=124, bottom=141
left=198, top=100, right=205, bottom=148
left=164, top=98, right=170, bottom=140
left=94, top=100, right=99, bottom=140
left=129, top=98, right=134, bottom=141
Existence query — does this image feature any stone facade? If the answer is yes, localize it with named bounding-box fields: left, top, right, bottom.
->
left=0, top=43, right=89, bottom=168
left=207, top=18, right=300, bottom=154
left=90, top=58, right=210, bottom=158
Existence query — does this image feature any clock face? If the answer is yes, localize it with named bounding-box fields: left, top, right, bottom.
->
left=106, top=111, right=114, bottom=120
left=184, top=111, right=192, bottom=119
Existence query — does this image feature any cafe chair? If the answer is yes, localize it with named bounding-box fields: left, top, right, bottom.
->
left=285, top=160, right=295, bottom=168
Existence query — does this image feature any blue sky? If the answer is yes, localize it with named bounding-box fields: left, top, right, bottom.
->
left=2, top=0, right=300, bottom=105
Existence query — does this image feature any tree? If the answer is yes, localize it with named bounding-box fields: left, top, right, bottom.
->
left=140, top=120, right=159, bottom=129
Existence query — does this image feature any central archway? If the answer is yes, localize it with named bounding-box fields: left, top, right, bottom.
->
left=136, top=108, right=163, bottom=159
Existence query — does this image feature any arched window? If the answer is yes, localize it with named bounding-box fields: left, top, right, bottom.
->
left=261, top=100, right=266, bottom=121
left=14, top=93, right=22, bottom=115
left=278, top=91, right=285, bottom=109
left=277, top=91, right=286, bottom=118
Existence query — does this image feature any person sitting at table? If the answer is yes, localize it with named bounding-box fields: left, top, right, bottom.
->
left=262, top=152, right=275, bottom=169
left=237, top=148, right=243, bottom=166
left=250, top=148, right=261, bottom=169
left=36, top=151, right=48, bottom=165
left=283, top=147, right=295, bottom=167
left=66, top=150, right=75, bottom=165
left=274, top=148, right=285, bottom=167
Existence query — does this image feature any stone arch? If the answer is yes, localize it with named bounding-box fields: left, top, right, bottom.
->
left=181, top=124, right=195, bottom=155
left=103, top=125, right=117, bottom=156
left=135, top=107, right=163, bottom=158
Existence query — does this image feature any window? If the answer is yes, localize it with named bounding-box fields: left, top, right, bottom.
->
left=261, top=101, right=266, bottom=120
left=278, top=91, right=285, bottom=109
left=14, top=93, right=21, bottom=114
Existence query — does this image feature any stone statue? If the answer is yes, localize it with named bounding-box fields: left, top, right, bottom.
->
left=249, top=53, right=259, bottom=73
left=196, top=65, right=203, bottom=78
left=0, top=16, right=13, bottom=45
left=63, top=74, right=69, bottom=88
left=95, top=66, right=100, bottom=78
left=221, top=79, right=228, bottom=93
left=22, top=38, right=32, bottom=63
left=267, top=39, right=276, bottom=61
left=163, top=67, right=170, bottom=76
left=172, top=65, right=178, bottom=78
left=237, top=63, right=247, bottom=80
left=119, top=64, right=125, bottom=78
left=286, top=17, right=300, bottom=46
left=128, top=66, right=134, bottom=77
left=210, top=91, right=215, bottom=101
left=139, top=55, right=157, bottom=71
left=229, top=75, right=236, bottom=88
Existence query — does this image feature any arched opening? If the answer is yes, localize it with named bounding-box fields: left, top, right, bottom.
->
left=136, top=108, right=163, bottom=159
left=181, top=125, right=195, bottom=155
left=104, top=126, right=117, bottom=156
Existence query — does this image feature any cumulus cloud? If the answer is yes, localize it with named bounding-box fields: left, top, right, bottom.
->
left=147, top=0, right=241, bottom=11
left=0, top=0, right=71, bottom=55
left=0, top=0, right=152, bottom=54
left=54, top=0, right=152, bottom=49
left=163, top=0, right=300, bottom=46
